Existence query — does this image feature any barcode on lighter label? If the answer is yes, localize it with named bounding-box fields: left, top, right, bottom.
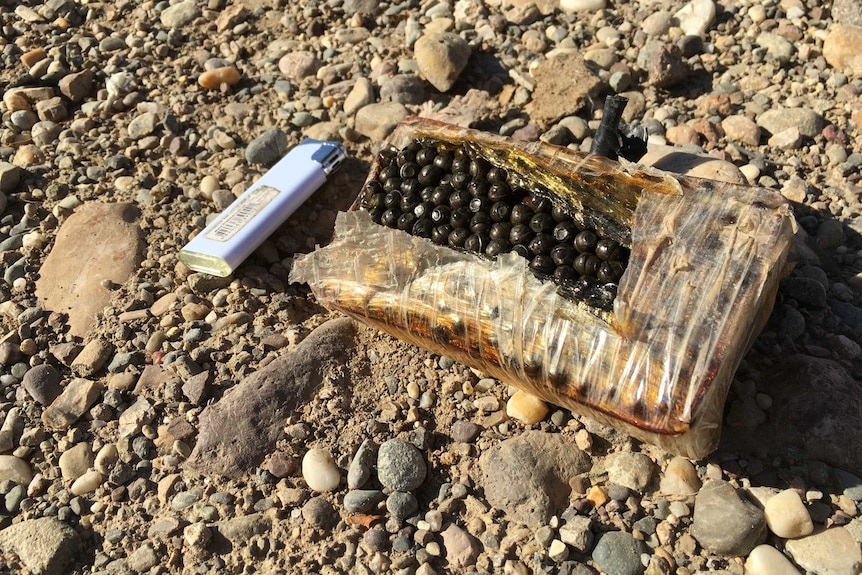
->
left=205, top=185, right=280, bottom=242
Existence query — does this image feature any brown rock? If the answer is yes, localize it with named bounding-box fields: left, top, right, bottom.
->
left=181, top=370, right=210, bottom=405
left=2, top=87, right=55, bottom=112
left=58, top=69, right=94, bottom=102
left=134, top=364, right=180, bottom=398
left=824, top=24, right=862, bottom=77
left=186, top=318, right=357, bottom=478
left=721, top=115, right=761, bottom=147
left=42, top=378, right=103, bottom=431
left=640, top=143, right=747, bottom=185
left=21, top=47, right=46, bottom=68
left=36, top=203, right=144, bottom=338
left=526, top=53, right=602, bottom=126
left=71, top=338, right=113, bottom=377
left=646, top=43, right=689, bottom=88
left=414, top=32, right=471, bottom=92
left=278, top=51, right=322, bottom=81
left=215, top=3, right=248, bottom=32
left=267, top=452, right=297, bottom=478
left=166, top=417, right=196, bottom=442
left=479, top=431, right=591, bottom=527
left=665, top=125, right=700, bottom=146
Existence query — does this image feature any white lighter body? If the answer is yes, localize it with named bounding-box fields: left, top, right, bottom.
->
left=179, top=139, right=346, bottom=277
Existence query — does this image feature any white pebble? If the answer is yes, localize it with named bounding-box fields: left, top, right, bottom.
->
left=70, top=469, right=103, bottom=495
left=548, top=539, right=569, bottom=562
left=764, top=489, right=813, bottom=538
left=739, top=164, right=761, bottom=184
left=302, top=448, right=341, bottom=492
left=745, top=544, right=801, bottom=575
left=506, top=390, right=549, bottom=424
left=22, top=230, right=47, bottom=249
left=199, top=175, right=220, bottom=196
left=473, top=395, right=500, bottom=412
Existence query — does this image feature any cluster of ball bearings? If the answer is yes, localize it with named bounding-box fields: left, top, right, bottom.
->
left=359, top=140, right=629, bottom=310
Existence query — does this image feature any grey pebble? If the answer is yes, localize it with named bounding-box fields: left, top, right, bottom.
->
left=756, top=108, right=824, bottom=139
left=591, top=531, right=647, bottom=575
left=10, top=110, right=38, bottom=131
left=379, top=74, right=426, bottom=105
left=5, top=484, right=27, bottom=513
left=99, top=37, right=127, bottom=52
left=22, top=364, right=62, bottom=406
left=108, top=461, right=135, bottom=486
left=386, top=491, right=418, bottom=519
left=816, top=219, right=845, bottom=250
left=209, top=491, right=235, bottom=505
left=451, top=420, right=481, bottom=443
left=171, top=488, right=203, bottom=511
left=535, top=525, right=554, bottom=548
left=160, top=0, right=201, bottom=27
left=343, top=489, right=385, bottom=513
left=605, top=451, right=656, bottom=493
left=835, top=469, right=862, bottom=501
left=782, top=277, right=828, bottom=308
left=127, top=542, right=159, bottom=573
left=778, top=305, right=806, bottom=341
left=107, top=351, right=141, bottom=373
left=377, top=438, right=427, bottom=492
left=0, top=162, right=20, bottom=193
left=245, top=129, right=288, bottom=167
left=301, top=496, right=337, bottom=529
left=690, top=480, right=766, bottom=556
left=347, top=438, right=377, bottom=489
left=364, top=525, right=389, bottom=552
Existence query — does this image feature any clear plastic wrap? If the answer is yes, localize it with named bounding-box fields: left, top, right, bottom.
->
left=290, top=118, right=795, bottom=458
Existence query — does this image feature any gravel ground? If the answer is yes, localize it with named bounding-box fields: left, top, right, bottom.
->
left=1, top=0, right=862, bottom=574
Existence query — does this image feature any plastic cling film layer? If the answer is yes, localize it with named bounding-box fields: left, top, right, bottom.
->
left=290, top=118, right=795, bottom=458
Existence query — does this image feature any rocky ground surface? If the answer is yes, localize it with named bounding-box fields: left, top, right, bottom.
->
left=1, top=0, right=862, bottom=574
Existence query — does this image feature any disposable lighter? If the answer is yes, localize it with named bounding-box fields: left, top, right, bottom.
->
left=179, top=139, right=346, bottom=277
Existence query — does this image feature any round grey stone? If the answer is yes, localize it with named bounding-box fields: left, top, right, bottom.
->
left=591, top=531, right=647, bottom=575
left=386, top=490, right=418, bottom=519
left=343, top=489, right=385, bottom=513
left=782, top=277, right=828, bottom=308
left=245, top=129, right=288, bottom=167
left=451, top=420, right=481, bottom=443
left=22, top=364, right=62, bottom=406
left=691, top=480, right=767, bottom=556
left=364, top=524, right=389, bottom=551
left=301, top=496, right=337, bottom=529
left=377, top=439, right=427, bottom=492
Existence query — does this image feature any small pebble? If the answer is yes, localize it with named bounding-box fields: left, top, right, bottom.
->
left=302, top=496, right=338, bottom=529
left=386, top=491, right=419, bottom=518
left=506, top=390, right=549, bottom=424
left=198, top=66, right=241, bottom=90
left=659, top=456, right=702, bottom=496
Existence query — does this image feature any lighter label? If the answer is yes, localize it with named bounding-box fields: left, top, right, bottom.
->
left=205, top=185, right=279, bottom=242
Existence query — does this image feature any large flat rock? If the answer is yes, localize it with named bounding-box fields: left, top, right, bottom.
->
left=35, top=202, right=144, bottom=338
left=186, top=318, right=357, bottom=478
